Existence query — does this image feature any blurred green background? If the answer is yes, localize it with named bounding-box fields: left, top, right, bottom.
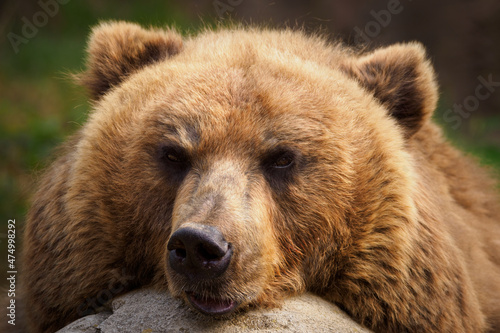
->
left=1, top=0, right=499, bottom=283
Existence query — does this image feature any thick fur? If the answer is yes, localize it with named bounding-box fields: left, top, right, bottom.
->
left=7, top=22, right=500, bottom=333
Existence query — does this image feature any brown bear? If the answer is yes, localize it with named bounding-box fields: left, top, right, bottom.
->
left=9, top=21, right=500, bottom=332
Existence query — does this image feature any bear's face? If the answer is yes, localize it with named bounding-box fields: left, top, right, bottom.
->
left=109, top=62, right=357, bottom=315
left=77, top=22, right=437, bottom=316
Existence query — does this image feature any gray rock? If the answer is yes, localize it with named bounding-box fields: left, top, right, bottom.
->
left=57, top=289, right=372, bottom=333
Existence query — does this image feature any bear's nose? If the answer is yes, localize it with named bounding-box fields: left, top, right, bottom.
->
left=167, top=225, right=232, bottom=281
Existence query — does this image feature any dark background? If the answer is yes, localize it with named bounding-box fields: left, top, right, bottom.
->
left=1, top=0, right=500, bottom=284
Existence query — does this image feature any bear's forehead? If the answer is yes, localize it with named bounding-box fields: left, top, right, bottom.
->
left=143, top=64, right=341, bottom=152
left=150, top=98, right=332, bottom=157
left=148, top=33, right=356, bottom=115
left=146, top=56, right=355, bottom=127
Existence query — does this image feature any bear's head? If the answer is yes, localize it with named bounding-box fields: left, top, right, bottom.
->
left=76, top=22, right=438, bottom=316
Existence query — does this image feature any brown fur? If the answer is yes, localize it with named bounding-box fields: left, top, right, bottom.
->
left=7, top=22, right=500, bottom=332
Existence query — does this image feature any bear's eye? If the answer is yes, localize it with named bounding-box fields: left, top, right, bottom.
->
left=166, top=151, right=183, bottom=163
left=270, top=152, right=295, bottom=169
left=159, top=145, right=190, bottom=177
left=261, top=148, right=298, bottom=190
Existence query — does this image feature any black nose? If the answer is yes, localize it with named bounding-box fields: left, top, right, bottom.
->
left=167, top=225, right=232, bottom=281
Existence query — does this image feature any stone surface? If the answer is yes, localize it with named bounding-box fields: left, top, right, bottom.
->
left=57, top=289, right=372, bottom=333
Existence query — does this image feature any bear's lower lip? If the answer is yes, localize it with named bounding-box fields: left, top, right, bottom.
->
left=186, top=292, right=238, bottom=316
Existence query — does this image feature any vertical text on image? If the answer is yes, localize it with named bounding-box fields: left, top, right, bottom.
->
left=6, top=219, right=16, bottom=326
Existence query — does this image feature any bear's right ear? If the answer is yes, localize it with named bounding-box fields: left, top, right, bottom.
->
left=79, top=21, right=183, bottom=101
left=342, top=43, right=438, bottom=137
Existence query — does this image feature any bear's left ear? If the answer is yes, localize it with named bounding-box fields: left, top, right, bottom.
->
left=342, top=43, right=438, bottom=137
left=79, top=21, right=183, bottom=101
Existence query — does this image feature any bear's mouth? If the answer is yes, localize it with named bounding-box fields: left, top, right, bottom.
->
left=186, top=291, right=239, bottom=316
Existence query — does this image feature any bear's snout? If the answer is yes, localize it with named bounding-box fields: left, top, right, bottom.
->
left=167, top=224, right=233, bottom=281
